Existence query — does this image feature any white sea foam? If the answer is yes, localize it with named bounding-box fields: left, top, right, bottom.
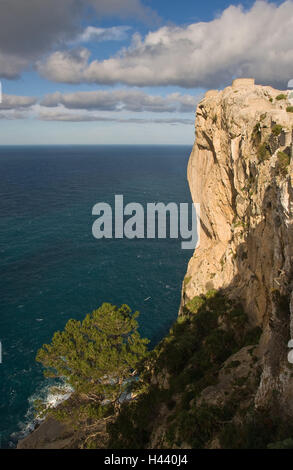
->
left=10, top=380, right=73, bottom=447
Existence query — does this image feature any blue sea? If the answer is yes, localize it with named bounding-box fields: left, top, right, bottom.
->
left=0, top=145, right=192, bottom=448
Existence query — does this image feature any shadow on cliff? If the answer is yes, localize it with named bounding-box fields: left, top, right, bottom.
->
left=196, top=176, right=293, bottom=420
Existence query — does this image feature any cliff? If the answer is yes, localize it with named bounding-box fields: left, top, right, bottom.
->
left=18, top=80, right=293, bottom=449
left=109, top=80, right=293, bottom=449
left=182, top=78, right=293, bottom=416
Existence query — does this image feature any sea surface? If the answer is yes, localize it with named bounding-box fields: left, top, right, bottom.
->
left=0, top=145, right=192, bottom=447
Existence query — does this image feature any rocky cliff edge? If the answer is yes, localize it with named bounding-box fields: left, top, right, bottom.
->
left=182, top=78, right=293, bottom=417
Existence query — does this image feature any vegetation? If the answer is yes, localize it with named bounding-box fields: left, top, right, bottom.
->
left=286, top=106, right=293, bottom=113
left=219, top=412, right=293, bottom=449
left=108, top=290, right=266, bottom=449
left=185, top=295, right=205, bottom=314
left=183, top=276, right=191, bottom=287
left=36, top=303, right=149, bottom=410
left=276, top=151, right=290, bottom=177
left=257, top=142, right=271, bottom=162
left=275, top=94, right=287, bottom=101
left=252, top=122, right=261, bottom=145
left=267, top=438, right=293, bottom=449
left=271, top=124, right=283, bottom=136
left=34, top=295, right=292, bottom=449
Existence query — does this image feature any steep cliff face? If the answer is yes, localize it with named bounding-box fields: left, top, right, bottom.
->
left=182, top=78, right=293, bottom=417
left=107, top=81, right=293, bottom=451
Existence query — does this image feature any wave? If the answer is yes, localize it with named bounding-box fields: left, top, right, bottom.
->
left=9, top=379, right=73, bottom=447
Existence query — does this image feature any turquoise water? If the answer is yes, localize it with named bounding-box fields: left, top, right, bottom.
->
left=0, top=145, right=192, bottom=447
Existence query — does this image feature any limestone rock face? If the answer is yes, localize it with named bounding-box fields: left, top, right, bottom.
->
left=182, top=80, right=293, bottom=416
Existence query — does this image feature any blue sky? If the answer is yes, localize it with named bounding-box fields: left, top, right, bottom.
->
left=0, top=0, right=292, bottom=144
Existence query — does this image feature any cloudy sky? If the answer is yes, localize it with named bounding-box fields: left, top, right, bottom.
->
left=0, top=0, right=292, bottom=144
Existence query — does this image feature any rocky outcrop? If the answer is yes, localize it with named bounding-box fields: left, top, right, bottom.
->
left=17, top=417, right=76, bottom=449
left=182, top=78, right=293, bottom=417
left=17, top=407, right=112, bottom=449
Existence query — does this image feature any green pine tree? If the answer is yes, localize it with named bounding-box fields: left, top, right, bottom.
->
left=36, top=303, right=149, bottom=408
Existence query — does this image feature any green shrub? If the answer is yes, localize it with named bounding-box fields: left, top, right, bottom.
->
left=181, top=391, right=195, bottom=410
left=244, top=327, right=262, bottom=346
left=257, top=142, right=270, bottom=162
left=228, top=304, right=248, bottom=329
left=276, top=94, right=287, bottom=101
left=286, top=106, right=293, bottom=113
left=175, top=403, right=229, bottom=449
left=276, top=151, right=290, bottom=177
left=220, top=411, right=293, bottom=449
left=271, top=124, right=283, bottom=136
left=205, top=289, right=219, bottom=299
left=226, top=360, right=241, bottom=370
left=185, top=295, right=205, bottom=314
left=252, top=123, right=261, bottom=145
left=268, top=438, right=293, bottom=449
left=205, top=329, right=238, bottom=364
left=36, top=303, right=149, bottom=411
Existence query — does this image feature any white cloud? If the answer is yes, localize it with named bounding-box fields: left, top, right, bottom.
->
left=37, top=1, right=293, bottom=88
left=40, top=89, right=200, bottom=113
left=37, top=49, right=91, bottom=84
left=0, top=53, right=30, bottom=79
left=0, top=110, right=30, bottom=120
left=0, top=0, right=158, bottom=78
left=0, top=94, right=37, bottom=110
left=71, top=26, right=132, bottom=44
left=0, top=90, right=199, bottom=123
left=38, top=108, right=193, bottom=125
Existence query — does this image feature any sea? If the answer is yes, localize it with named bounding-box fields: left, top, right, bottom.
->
left=0, top=145, right=193, bottom=448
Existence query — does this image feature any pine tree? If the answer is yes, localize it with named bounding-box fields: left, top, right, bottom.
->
left=36, top=303, right=149, bottom=407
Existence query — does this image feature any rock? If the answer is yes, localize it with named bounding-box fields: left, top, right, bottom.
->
left=232, top=78, right=255, bottom=89
left=17, top=417, right=76, bottom=449
left=181, top=79, right=293, bottom=417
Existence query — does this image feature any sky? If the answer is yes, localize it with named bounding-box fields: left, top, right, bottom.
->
left=0, top=0, right=292, bottom=145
